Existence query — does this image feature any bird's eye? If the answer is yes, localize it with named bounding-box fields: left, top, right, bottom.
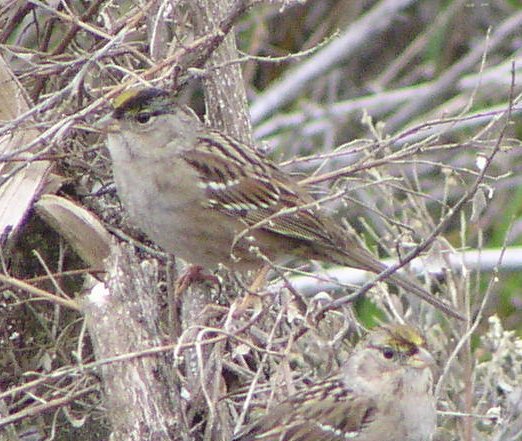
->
left=382, top=347, right=395, bottom=359
left=136, top=112, right=153, bottom=124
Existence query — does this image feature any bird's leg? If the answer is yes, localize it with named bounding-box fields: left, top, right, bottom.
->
left=174, top=265, right=220, bottom=297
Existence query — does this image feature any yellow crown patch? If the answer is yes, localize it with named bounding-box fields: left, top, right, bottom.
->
left=112, top=88, right=144, bottom=110
left=386, top=324, right=425, bottom=348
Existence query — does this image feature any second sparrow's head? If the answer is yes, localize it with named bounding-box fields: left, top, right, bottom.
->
left=344, top=324, right=435, bottom=394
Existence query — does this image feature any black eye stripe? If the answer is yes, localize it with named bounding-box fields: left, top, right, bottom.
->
left=371, top=343, right=419, bottom=359
left=134, top=110, right=165, bottom=123
left=112, top=106, right=168, bottom=121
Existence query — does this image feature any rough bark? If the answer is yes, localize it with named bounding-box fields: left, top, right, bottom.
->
left=82, top=245, right=183, bottom=441
left=189, top=0, right=253, bottom=144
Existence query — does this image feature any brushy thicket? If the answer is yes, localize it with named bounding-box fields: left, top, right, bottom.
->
left=0, top=1, right=521, bottom=441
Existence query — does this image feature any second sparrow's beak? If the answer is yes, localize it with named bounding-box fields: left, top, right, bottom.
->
left=95, top=114, right=120, bottom=134
left=410, top=347, right=436, bottom=369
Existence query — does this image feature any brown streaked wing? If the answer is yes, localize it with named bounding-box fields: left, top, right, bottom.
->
left=182, top=148, right=281, bottom=212
left=242, top=176, right=339, bottom=246
left=236, top=379, right=376, bottom=441
left=183, top=138, right=339, bottom=246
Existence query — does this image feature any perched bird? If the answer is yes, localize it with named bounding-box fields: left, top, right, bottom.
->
left=233, top=324, right=437, bottom=441
left=100, top=87, right=461, bottom=319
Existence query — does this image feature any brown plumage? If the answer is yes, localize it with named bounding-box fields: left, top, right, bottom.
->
left=102, top=87, right=462, bottom=320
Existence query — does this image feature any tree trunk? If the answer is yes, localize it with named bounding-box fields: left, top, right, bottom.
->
left=82, top=245, right=183, bottom=441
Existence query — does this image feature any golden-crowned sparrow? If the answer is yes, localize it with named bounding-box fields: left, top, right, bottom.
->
left=234, top=324, right=436, bottom=441
left=100, top=87, right=461, bottom=319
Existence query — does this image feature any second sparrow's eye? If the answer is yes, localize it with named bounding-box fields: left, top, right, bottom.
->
left=136, top=112, right=153, bottom=124
left=382, top=347, right=395, bottom=359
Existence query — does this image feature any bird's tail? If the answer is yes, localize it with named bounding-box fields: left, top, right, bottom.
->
left=330, top=247, right=464, bottom=321
left=387, top=271, right=463, bottom=320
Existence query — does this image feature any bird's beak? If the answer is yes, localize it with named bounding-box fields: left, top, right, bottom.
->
left=95, top=114, right=120, bottom=134
left=410, top=347, right=436, bottom=369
